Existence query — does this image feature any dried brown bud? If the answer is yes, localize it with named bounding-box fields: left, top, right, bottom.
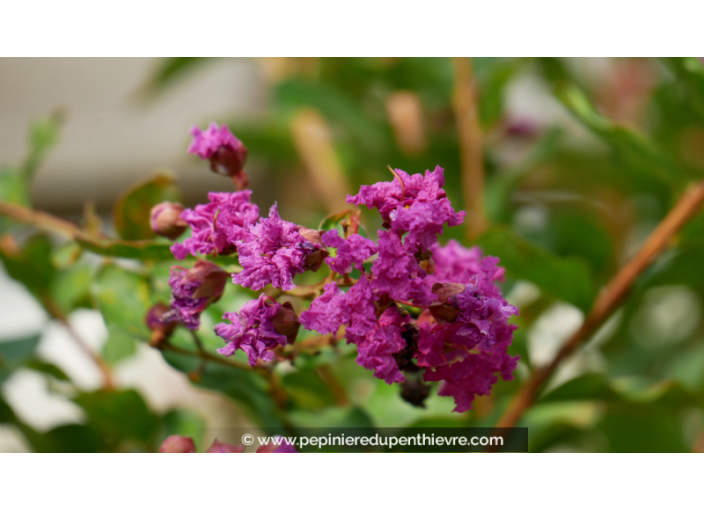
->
left=150, top=202, right=187, bottom=240
left=273, top=302, right=301, bottom=345
left=429, top=304, right=460, bottom=325
left=145, top=303, right=177, bottom=346
left=400, top=378, right=431, bottom=408
left=431, top=282, right=465, bottom=303
left=189, top=261, right=229, bottom=302
left=298, top=227, right=324, bottom=246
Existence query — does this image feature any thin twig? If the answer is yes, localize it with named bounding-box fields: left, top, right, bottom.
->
left=453, top=57, right=487, bottom=240
left=495, top=180, right=704, bottom=429
left=43, top=298, right=115, bottom=390
left=0, top=200, right=173, bottom=260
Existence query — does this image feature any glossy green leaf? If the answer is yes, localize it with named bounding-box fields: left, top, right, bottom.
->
left=91, top=264, right=151, bottom=365
left=0, top=332, right=42, bottom=384
left=113, top=171, right=180, bottom=241
left=477, top=226, right=596, bottom=312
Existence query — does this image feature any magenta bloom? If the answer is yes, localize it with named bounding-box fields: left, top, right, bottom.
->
left=425, top=240, right=506, bottom=299
left=371, top=231, right=435, bottom=306
left=347, top=166, right=464, bottom=255
left=321, top=230, right=377, bottom=274
left=354, top=307, right=408, bottom=384
left=232, top=204, right=314, bottom=291
left=214, top=294, right=287, bottom=366
left=166, top=261, right=229, bottom=330
left=189, top=122, right=248, bottom=178
left=171, top=191, right=259, bottom=260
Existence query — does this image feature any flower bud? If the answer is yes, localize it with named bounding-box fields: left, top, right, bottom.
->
left=159, top=435, right=196, bottom=453
left=188, top=261, right=229, bottom=301
left=273, top=301, right=301, bottom=345
left=167, top=261, right=230, bottom=330
left=206, top=439, right=245, bottom=453
left=189, top=122, right=249, bottom=190
left=150, top=202, right=187, bottom=240
left=145, top=303, right=177, bottom=346
left=298, top=229, right=329, bottom=272
left=431, top=282, right=465, bottom=304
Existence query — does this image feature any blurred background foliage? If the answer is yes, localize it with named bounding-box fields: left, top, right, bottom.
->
left=2, top=57, right=704, bottom=452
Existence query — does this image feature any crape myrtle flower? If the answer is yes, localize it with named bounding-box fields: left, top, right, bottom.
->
left=171, top=191, right=259, bottom=260
left=301, top=277, right=406, bottom=384
left=189, top=122, right=249, bottom=189
left=159, top=435, right=196, bottom=453
left=145, top=303, right=177, bottom=346
left=214, top=294, right=299, bottom=366
left=149, top=202, right=187, bottom=240
left=233, top=204, right=326, bottom=291
left=321, top=229, right=377, bottom=274
left=347, top=165, right=465, bottom=255
left=371, top=230, right=435, bottom=306
left=165, top=261, right=229, bottom=330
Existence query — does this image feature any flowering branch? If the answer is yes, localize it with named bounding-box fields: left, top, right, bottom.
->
left=0, top=200, right=173, bottom=260
left=453, top=57, right=487, bottom=240
left=495, top=180, right=704, bottom=429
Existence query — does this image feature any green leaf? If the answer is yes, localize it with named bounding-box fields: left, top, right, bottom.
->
left=91, top=264, right=151, bottom=365
left=20, top=424, right=106, bottom=453
left=113, top=171, right=180, bottom=241
left=22, top=111, right=64, bottom=179
left=50, top=262, right=92, bottom=314
left=0, top=235, right=56, bottom=301
left=0, top=332, right=42, bottom=384
left=75, top=236, right=176, bottom=261
left=161, top=347, right=284, bottom=428
left=282, top=370, right=337, bottom=410
left=159, top=409, right=206, bottom=451
left=477, top=226, right=596, bottom=312
left=661, top=57, right=704, bottom=124
left=0, top=166, right=30, bottom=234
left=74, top=389, right=160, bottom=447
left=23, top=359, right=70, bottom=381
left=140, top=57, right=213, bottom=97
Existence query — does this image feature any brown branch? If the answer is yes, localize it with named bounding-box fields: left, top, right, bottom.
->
left=496, top=180, right=704, bottom=429
left=0, top=200, right=173, bottom=260
left=453, top=57, right=487, bottom=240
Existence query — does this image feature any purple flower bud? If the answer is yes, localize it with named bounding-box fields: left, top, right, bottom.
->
left=272, top=301, right=301, bottom=345
left=145, top=303, right=177, bottom=346
left=159, top=435, right=196, bottom=453
left=167, top=261, right=229, bottom=330
left=150, top=202, right=187, bottom=240
left=206, top=439, right=245, bottom=453
left=189, top=122, right=249, bottom=189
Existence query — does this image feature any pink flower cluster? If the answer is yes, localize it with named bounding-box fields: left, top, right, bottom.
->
left=152, top=125, right=518, bottom=413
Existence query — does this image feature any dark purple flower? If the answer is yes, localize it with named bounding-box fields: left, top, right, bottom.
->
left=166, top=261, right=229, bottom=330
left=370, top=231, right=435, bottom=306
left=321, top=230, right=377, bottom=274
left=171, top=191, right=259, bottom=260
left=354, top=307, right=407, bottom=384
left=214, top=294, right=288, bottom=366
left=232, top=204, right=314, bottom=291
